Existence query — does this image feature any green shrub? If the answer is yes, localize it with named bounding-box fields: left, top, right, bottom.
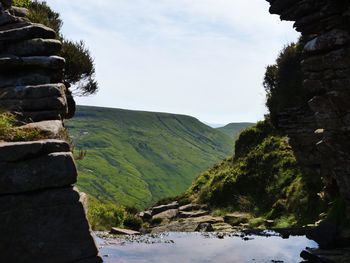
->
left=0, top=112, right=44, bottom=142
left=87, top=200, right=126, bottom=231
left=123, top=214, right=143, bottom=231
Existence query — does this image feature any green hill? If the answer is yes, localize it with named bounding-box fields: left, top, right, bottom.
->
left=217, top=122, right=255, bottom=139
left=66, top=106, right=233, bottom=209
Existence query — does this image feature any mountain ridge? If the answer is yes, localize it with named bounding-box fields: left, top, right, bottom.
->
left=66, top=105, right=243, bottom=209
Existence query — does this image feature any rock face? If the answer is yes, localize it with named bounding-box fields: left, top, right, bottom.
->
left=0, top=1, right=101, bottom=262
left=266, top=0, right=350, bottom=245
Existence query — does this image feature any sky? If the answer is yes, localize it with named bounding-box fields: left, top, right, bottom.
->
left=46, top=0, right=299, bottom=125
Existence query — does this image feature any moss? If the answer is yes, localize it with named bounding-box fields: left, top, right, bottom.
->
left=0, top=112, right=45, bottom=142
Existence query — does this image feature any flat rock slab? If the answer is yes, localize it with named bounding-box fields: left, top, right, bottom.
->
left=19, top=109, right=66, bottom=122
left=151, top=201, right=179, bottom=216
left=0, top=83, right=66, bottom=100
left=0, top=55, right=65, bottom=70
left=179, top=210, right=209, bottom=218
left=1, top=38, right=62, bottom=56
left=0, top=187, right=100, bottom=263
left=0, top=139, right=69, bottom=162
left=0, top=96, right=66, bottom=111
left=179, top=203, right=207, bottom=212
left=110, top=227, right=140, bottom=235
left=0, top=23, right=56, bottom=42
left=0, top=152, right=77, bottom=194
left=151, top=216, right=224, bottom=233
left=0, top=70, right=57, bottom=88
left=20, top=120, right=64, bottom=139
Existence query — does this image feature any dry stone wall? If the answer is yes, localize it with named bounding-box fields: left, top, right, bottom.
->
left=0, top=1, right=101, bottom=262
left=266, top=0, right=350, bottom=219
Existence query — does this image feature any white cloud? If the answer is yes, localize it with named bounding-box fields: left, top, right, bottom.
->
left=46, top=0, right=299, bottom=123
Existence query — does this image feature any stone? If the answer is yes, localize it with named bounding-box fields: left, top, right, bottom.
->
left=0, top=187, right=100, bottom=263
left=20, top=120, right=65, bottom=138
left=9, top=6, right=28, bottom=17
left=179, top=203, right=207, bottom=211
left=304, top=29, right=350, bottom=54
left=0, top=10, right=17, bottom=26
left=139, top=210, right=152, bottom=221
left=0, top=55, right=65, bottom=70
left=0, top=139, right=70, bottom=162
left=18, top=109, right=66, bottom=122
left=0, top=70, right=59, bottom=88
left=0, top=152, right=77, bottom=194
left=0, top=23, right=56, bottom=42
left=151, top=201, right=179, bottom=216
left=0, top=83, right=66, bottom=100
left=195, top=222, right=214, bottom=232
left=0, top=96, right=67, bottom=111
left=178, top=210, right=209, bottom=218
left=1, top=38, right=62, bottom=56
left=153, top=209, right=178, bottom=221
left=110, top=227, right=140, bottom=235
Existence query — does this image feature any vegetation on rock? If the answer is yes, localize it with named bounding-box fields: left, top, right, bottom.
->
left=0, top=112, right=44, bottom=141
left=187, top=120, right=324, bottom=227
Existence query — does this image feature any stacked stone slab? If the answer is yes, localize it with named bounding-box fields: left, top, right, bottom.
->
left=266, top=1, right=350, bottom=220
left=0, top=1, right=101, bottom=262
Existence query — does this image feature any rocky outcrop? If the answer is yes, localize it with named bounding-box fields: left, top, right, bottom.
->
left=266, top=0, right=350, bottom=247
left=0, top=1, right=101, bottom=262
left=267, top=0, right=350, bottom=252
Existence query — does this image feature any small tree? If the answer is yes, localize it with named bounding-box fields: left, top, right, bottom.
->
left=263, top=40, right=307, bottom=126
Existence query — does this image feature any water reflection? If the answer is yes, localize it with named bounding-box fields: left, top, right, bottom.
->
left=97, top=232, right=318, bottom=263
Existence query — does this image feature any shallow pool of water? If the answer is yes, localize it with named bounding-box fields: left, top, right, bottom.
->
left=96, top=232, right=318, bottom=263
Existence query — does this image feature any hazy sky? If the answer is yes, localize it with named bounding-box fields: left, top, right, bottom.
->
left=46, top=0, right=299, bottom=124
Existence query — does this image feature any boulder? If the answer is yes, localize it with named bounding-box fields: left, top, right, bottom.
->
left=0, top=139, right=70, bottom=162
left=0, top=83, right=66, bottom=100
left=0, top=23, right=56, bottom=42
left=0, top=152, right=77, bottom=194
left=1, top=38, right=62, bottom=56
left=151, top=201, right=179, bottom=216
left=0, top=187, right=100, bottom=263
left=20, top=120, right=64, bottom=139
left=153, top=209, right=178, bottom=221
left=9, top=6, right=28, bottom=17
left=0, top=55, right=65, bottom=70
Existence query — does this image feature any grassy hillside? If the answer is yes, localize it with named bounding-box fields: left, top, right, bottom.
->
left=217, top=123, right=254, bottom=139
left=186, top=121, right=324, bottom=227
left=66, top=106, right=233, bottom=209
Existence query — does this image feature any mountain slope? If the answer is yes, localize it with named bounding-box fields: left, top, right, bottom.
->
left=217, top=122, right=254, bottom=139
left=66, top=106, right=233, bottom=209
